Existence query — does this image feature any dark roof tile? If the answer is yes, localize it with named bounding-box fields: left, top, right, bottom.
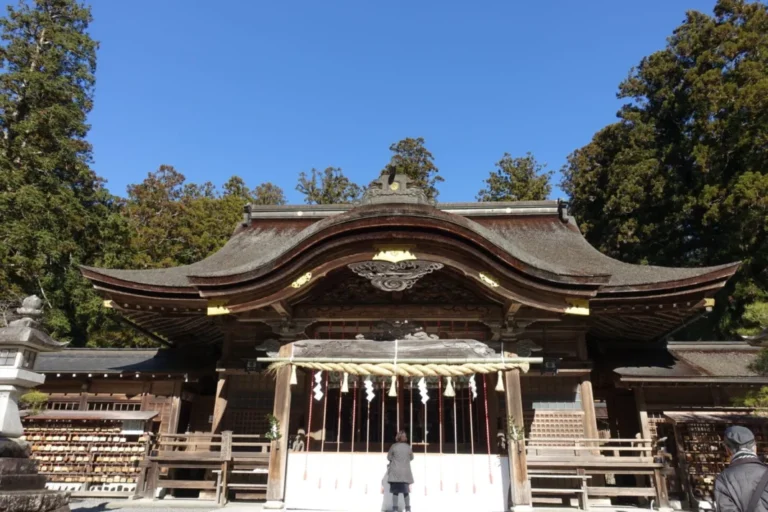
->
left=36, top=348, right=208, bottom=374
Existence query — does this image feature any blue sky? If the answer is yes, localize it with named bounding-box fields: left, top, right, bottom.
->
left=75, top=0, right=719, bottom=203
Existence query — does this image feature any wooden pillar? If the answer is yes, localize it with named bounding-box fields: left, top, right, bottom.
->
left=211, top=374, right=228, bottom=434
left=140, top=380, right=152, bottom=412
left=580, top=378, right=599, bottom=440
left=266, top=344, right=293, bottom=508
left=79, top=381, right=90, bottom=411
left=167, top=380, right=183, bottom=434
left=211, top=330, right=234, bottom=434
left=488, top=373, right=500, bottom=451
left=397, top=377, right=405, bottom=433
left=504, top=369, right=532, bottom=510
left=634, top=387, right=652, bottom=440
left=576, top=333, right=589, bottom=361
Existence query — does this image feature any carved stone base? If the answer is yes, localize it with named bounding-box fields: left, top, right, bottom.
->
left=0, top=458, right=70, bottom=512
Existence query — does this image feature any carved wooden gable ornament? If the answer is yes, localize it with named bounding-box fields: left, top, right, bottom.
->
left=348, top=260, right=444, bottom=292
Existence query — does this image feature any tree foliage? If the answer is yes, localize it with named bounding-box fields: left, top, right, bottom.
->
left=477, top=153, right=552, bottom=202
left=740, top=302, right=768, bottom=337
left=0, top=0, right=127, bottom=344
left=124, top=166, right=286, bottom=269
left=381, top=137, right=442, bottom=199
left=296, top=167, right=361, bottom=204
left=732, top=386, right=768, bottom=413
left=562, top=0, right=768, bottom=336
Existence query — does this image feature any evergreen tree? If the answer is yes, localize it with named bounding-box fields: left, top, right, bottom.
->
left=477, top=153, right=552, bottom=202
left=0, top=0, right=124, bottom=343
left=124, top=166, right=286, bottom=269
left=252, top=182, right=286, bottom=206
left=381, top=137, right=442, bottom=199
left=562, top=0, right=768, bottom=336
left=296, top=167, right=361, bottom=204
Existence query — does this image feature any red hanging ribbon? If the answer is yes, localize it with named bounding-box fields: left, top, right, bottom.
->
left=482, top=374, right=493, bottom=484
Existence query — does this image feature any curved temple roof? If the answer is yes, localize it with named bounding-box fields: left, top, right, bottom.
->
left=82, top=201, right=737, bottom=294
left=80, top=175, right=739, bottom=344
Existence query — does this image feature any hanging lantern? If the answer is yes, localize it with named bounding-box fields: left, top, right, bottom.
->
left=341, top=372, right=349, bottom=393
left=313, top=371, right=324, bottom=401
left=495, top=371, right=505, bottom=392
left=388, top=376, right=397, bottom=397
left=444, top=377, right=455, bottom=398
left=290, top=366, right=298, bottom=386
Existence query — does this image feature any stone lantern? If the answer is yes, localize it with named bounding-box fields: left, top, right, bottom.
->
left=0, top=295, right=70, bottom=512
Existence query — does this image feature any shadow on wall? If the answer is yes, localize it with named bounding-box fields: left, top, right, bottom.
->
left=69, top=501, right=110, bottom=512
left=381, top=472, right=407, bottom=512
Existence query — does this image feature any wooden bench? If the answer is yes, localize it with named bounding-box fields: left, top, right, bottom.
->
left=214, top=468, right=268, bottom=503
left=156, top=479, right=216, bottom=490
left=529, top=472, right=591, bottom=511
left=587, top=486, right=656, bottom=498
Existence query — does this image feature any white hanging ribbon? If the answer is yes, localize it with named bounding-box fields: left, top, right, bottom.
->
left=364, top=376, right=375, bottom=402
left=418, top=377, right=429, bottom=405
left=469, top=374, right=477, bottom=400
left=390, top=338, right=399, bottom=396
left=289, top=344, right=298, bottom=385
left=313, top=370, right=324, bottom=401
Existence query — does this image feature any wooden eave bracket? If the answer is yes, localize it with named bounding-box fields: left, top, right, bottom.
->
left=271, top=300, right=292, bottom=319
left=565, top=298, right=590, bottom=316
left=207, top=299, right=230, bottom=316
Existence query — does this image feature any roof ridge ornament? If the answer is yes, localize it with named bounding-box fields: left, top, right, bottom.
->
left=359, top=173, right=436, bottom=206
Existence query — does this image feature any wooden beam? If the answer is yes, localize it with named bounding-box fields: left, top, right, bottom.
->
left=271, top=300, right=292, bottom=319
left=580, top=379, right=599, bottom=440
left=292, top=304, right=503, bottom=321
left=266, top=344, right=293, bottom=506
left=576, top=333, right=588, bottom=362
left=114, top=314, right=175, bottom=347
left=167, top=380, right=183, bottom=435
left=505, top=301, right=522, bottom=319
left=504, top=369, right=532, bottom=509
left=634, top=387, right=652, bottom=440
left=211, top=375, right=228, bottom=434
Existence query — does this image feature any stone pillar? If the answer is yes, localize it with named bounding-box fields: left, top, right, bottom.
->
left=504, top=369, right=532, bottom=511
left=265, top=344, right=293, bottom=510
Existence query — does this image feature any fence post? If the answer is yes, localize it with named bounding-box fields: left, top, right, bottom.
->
left=134, top=435, right=154, bottom=499
left=221, top=431, right=233, bottom=460
left=653, top=468, right=671, bottom=511
left=143, top=462, right=159, bottom=499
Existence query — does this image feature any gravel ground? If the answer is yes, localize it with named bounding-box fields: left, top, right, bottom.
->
left=68, top=498, right=237, bottom=512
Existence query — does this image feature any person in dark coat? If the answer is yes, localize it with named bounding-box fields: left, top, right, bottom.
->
left=714, top=426, right=768, bottom=512
left=386, top=430, right=414, bottom=512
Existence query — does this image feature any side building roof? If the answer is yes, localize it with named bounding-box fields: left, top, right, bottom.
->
left=36, top=348, right=211, bottom=375
left=611, top=341, right=767, bottom=384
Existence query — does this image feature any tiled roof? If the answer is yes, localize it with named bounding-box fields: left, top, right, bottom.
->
left=612, top=342, right=766, bottom=381
left=82, top=203, right=736, bottom=290
left=35, top=348, right=208, bottom=374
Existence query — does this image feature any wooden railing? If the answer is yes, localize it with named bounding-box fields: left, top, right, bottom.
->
left=526, top=437, right=653, bottom=460
left=138, top=432, right=272, bottom=505
left=525, top=437, right=669, bottom=509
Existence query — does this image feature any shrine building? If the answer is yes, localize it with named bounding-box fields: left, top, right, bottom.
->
left=24, top=174, right=755, bottom=511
